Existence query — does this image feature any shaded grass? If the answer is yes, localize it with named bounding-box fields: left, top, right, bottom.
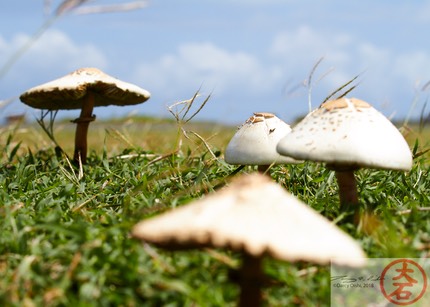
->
left=0, top=117, right=429, bottom=306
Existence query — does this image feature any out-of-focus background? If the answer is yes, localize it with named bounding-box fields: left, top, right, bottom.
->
left=1, top=0, right=430, bottom=126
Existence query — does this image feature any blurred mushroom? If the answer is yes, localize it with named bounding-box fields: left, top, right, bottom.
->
left=277, top=97, right=412, bottom=207
left=20, top=67, right=151, bottom=164
left=225, top=112, right=302, bottom=173
left=132, top=173, right=366, bottom=307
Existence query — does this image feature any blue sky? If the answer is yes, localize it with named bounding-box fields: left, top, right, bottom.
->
left=1, top=0, right=430, bottom=125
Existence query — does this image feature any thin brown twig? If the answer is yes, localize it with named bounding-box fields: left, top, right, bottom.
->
left=146, top=150, right=179, bottom=166
left=321, top=74, right=361, bottom=105
left=396, top=207, right=430, bottom=215
left=186, top=93, right=212, bottom=124
left=306, top=57, right=325, bottom=112
left=72, top=1, right=149, bottom=15
left=142, top=243, right=176, bottom=273
left=185, top=130, right=220, bottom=162
left=72, top=194, right=98, bottom=212
left=55, top=0, right=91, bottom=16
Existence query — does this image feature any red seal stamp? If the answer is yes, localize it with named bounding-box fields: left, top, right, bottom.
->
left=380, top=259, right=427, bottom=305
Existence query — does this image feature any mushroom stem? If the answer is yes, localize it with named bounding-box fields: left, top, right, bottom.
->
left=238, top=254, right=263, bottom=307
left=335, top=170, right=359, bottom=206
left=257, top=165, right=270, bottom=173
left=73, top=92, right=96, bottom=164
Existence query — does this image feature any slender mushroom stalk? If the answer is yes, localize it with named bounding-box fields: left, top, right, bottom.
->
left=277, top=97, right=413, bottom=211
left=132, top=173, right=366, bottom=305
left=237, top=254, right=264, bottom=307
left=257, top=164, right=270, bottom=173
left=327, top=163, right=361, bottom=207
left=73, top=91, right=96, bottom=163
left=19, top=67, right=150, bottom=164
left=224, top=112, right=301, bottom=173
left=333, top=168, right=359, bottom=206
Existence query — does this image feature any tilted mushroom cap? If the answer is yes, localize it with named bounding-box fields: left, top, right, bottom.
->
left=132, top=173, right=366, bottom=267
left=19, top=67, right=151, bottom=110
left=225, top=112, right=301, bottom=165
left=277, top=97, right=413, bottom=171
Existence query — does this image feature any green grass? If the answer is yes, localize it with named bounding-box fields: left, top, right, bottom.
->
left=0, top=117, right=429, bottom=306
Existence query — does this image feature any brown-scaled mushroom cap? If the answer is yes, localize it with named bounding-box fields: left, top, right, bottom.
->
left=277, top=97, right=412, bottom=171
left=225, top=112, right=302, bottom=165
left=19, top=67, right=151, bottom=109
left=132, top=173, right=366, bottom=267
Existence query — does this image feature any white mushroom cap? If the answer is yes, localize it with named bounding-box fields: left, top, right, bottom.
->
left=277, top=98, right=413, bottom=171
left=132, top=173, right=366, bottom=267
left=20, top=67, right=151, bottom=110
left=225, top=112, right=301, bottom=165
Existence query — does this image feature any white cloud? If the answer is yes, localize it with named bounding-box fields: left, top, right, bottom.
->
left=130, top=25, right=430, bottom=122
left=134, top=41, right=282, bottom=97
left=393, top=51, right=430, bottom=82
left=270, top=26, right=355, bottom=78
left=26, top=29, right=107, bottom=71
left=268, top=25, right=430, bottom=116
left=0, top=29, right=108, bottom=120
left=0, top=29, right=107, bottom=86
left=267, top=26, right=363, bottom=102
left=132, top=42, right=290, bottom=123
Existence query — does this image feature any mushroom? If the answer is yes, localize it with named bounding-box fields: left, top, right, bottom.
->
left=276, top=97, right=413, bottom=208
left=19, top=67, right=151, bottom=164
left=132, top=173, right=366, bottom=307
left=224, top=112, right=302, bottom=173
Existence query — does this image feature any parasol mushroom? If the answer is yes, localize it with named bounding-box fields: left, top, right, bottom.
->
left=276, top=97, right=413, bottom=208
left=224, top=112, right=302, bottom=173
left=20, top=67, right=151, bottom=164
left=132, top=173, right=366, bottom=307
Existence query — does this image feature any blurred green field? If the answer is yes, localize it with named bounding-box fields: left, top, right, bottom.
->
left=1, top=116, right=238, bottom=159
left=401, top=123, right=430, bottom=159
left=2, top=116, right=429, bottom=161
